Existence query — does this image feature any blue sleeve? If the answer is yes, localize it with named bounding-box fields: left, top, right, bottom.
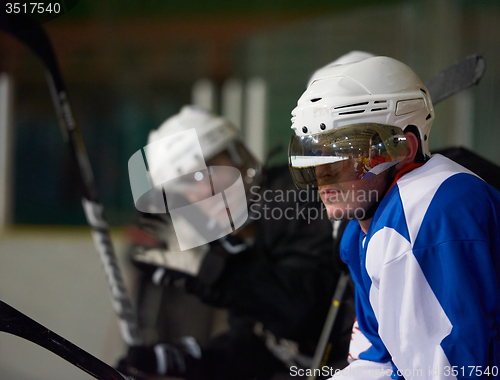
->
left=413, top=175, right=500, bottom=376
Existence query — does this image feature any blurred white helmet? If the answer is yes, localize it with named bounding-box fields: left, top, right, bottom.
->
left=146, top=105, right=260, bottom=191
left=137, top=106, right=260, bottom=247
left=147, top=105, right=239, bottom=176
left=289, top=56, right=434, bottom=189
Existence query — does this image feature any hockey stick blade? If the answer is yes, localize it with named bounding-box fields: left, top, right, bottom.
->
left=426, top=54, right=485, bottom=105
left=0, top=300, right=131, bottom=379
left=0, top=14, right=143, bottom=346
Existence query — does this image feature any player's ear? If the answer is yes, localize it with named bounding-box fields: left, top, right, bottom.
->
left=395, top=131, right=419, bottom=170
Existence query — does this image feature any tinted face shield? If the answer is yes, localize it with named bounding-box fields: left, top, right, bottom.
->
left=288, top=123, right=407, bottom=189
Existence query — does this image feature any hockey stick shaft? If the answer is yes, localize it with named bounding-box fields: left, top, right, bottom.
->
left=0, top=300, right=130, bottom=380
left=425, top=54, right=485, bottom=105
left=308, top=271, right=350, bottom=380
left=0, top=17, right=142, bottom=346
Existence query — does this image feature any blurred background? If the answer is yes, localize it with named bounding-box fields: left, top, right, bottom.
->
left=0, top=0, right=499, bottom=378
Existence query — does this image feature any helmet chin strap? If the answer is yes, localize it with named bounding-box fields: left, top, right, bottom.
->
left=358, top=164, right=399, bottom=222
left=361, top=160, right=400, bottom=179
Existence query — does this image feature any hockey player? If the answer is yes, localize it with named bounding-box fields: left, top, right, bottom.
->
left=119, top=105, right=354, bottom=380
left=288, top=56, right=500, bottom=379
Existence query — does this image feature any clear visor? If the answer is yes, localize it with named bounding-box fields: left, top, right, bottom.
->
left=288, top=123, right=407, bottom=189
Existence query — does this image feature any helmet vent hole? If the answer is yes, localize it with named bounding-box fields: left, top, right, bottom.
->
left=302, top=126, right=308, bottom=133
left=339, top=110, right=365, bottom=115
left=420, top=88, right=427, bottom=94
left=426, top=113, right=432, bottom=120
left=374, top=100, right=387, bottom=104
left=311, top=98, right=322, bottom=103
left=371, top=108, right=387, bottom=112
left=320, top=123, right=326, bottom=130
left=424, top=134, right=428, bottom=141
left=334, top=102, right=368, bottom=109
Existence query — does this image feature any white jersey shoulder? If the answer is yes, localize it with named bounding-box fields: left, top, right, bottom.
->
left=364, top=154, right=480, bottom=380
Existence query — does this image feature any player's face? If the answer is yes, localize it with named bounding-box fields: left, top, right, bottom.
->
left=317, top=168, right=392, bottom=221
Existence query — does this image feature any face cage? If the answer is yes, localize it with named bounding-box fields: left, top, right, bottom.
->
left=288, top=123, right=407, bottom=189
left=225, top=140, right=262, bottom=189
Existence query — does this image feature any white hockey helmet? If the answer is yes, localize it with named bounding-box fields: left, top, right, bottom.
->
left=289, top=56, right=434, bottom=189
left=307, top=50, right=376, bottom=87
left=146, top=105, right=260, bottom=191
left=148, top=105, right=239, bottom=166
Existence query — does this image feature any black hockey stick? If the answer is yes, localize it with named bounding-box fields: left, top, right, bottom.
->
left=0, top=13, right=143, bottom=346
left=308, top=271, right=350, bottom=380
left=425, top=54, right=485, bottom=105
left=0, top=300, right=130, bottom=379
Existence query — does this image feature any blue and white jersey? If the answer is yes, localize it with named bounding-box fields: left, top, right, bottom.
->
left=341, top=154, right=500, bottom=379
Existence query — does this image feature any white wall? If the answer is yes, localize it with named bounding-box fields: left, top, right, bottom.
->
left=0, top=227, right=130, bottom=379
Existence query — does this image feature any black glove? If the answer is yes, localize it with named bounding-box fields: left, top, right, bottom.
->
left=132, top=256, right=197, bottom=289
left=217, top=234, right=249, bottom=254
left=136, top=211, right=172, bottom=246
left=118, top=337, right=205, bottom=379
left=196, top=233, right=249, bottom=287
